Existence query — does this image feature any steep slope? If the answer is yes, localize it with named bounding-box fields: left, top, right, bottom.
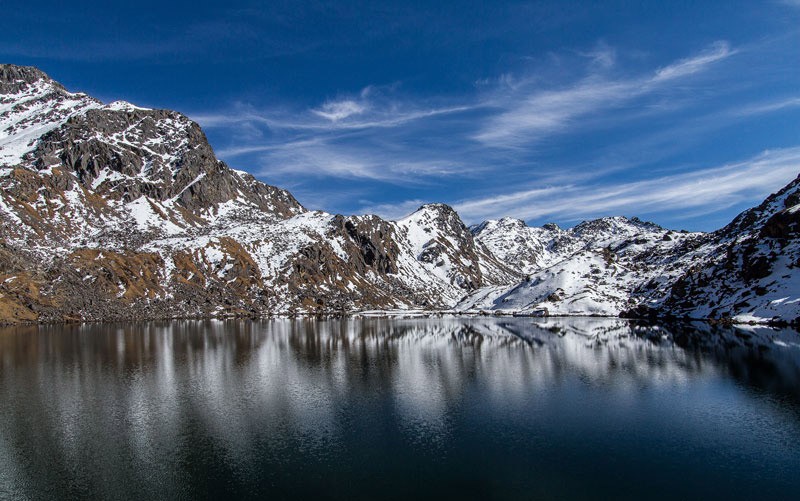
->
left=652, top=174, right=800, bottom=324
left=0, top=65, right=101, bottom=166
left=463, top=176, right=800, bottom=324
left=0, top=65, right=516, bottom=322
left=396, top=204, right=518, bottom=297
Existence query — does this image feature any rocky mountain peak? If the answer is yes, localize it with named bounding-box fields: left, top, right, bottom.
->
left=1, top=65, right=101, bottom=167
left=573, top=215, right=656, bottom=235
left=404, top=203, right=469, bottom=234
left=0, top=65, right=304, bottom=251
left=0, top=64, right=63, bottom=94
left=719, top=173, right=800, bottom=240
left=471, top=217, right=528, bottom=235
left=413, top=202, right=459, bottom=217
left=29, top=105, right=214, bottom=195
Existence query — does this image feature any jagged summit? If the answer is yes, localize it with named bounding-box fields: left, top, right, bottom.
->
left=1, top=65, right=304, bottom=247
left=1, top=65, right=101, bottom=167
left=470, top=217, right=528, bottom=235
left=0, top=65, right=300, bottom=217
left=400, top=203, right=476, bottom=250
left=406, top=202, right=461, bottom=220
left=571, top=215, right=667, bottom=242
left=0, top=64, right=61, bottom=91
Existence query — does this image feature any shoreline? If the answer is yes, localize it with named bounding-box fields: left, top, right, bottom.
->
left=1, top=309, right=796, bottom=329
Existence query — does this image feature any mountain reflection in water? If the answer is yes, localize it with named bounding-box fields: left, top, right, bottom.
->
left=1, top=317, right=799, bottom=500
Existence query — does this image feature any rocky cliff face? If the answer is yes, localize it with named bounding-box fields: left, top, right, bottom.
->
left=0, top=64, right=797, bottom=324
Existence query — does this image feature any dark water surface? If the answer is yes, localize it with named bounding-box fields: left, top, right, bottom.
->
left=1, top=318, right=799, bottom=500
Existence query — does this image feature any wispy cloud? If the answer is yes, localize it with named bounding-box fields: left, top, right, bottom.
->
left=576, top=41, right=617, bottom=70
left=650, top=41, right=733, bottom=81
left=215, top=138, right=327, bottom=158
left=196, top=40, right=745, bottom=190
left=255, top=143, right=480, bottom=184
left=359, top=199, right=429, bottom=219
left=474, top=41, right=735, bottom=147
left=192, top=85, right=476, bottom=135
left=312, top=99, right=367, bottom=121
left=260, top=146, right=390, bottom=181
left=446, top=147, right=800, bottom=224
left=735, top=97, right=800, bottom=116
left=193, top=104, right=474, bottom=133
left=191, top=39, right=795, bottom=232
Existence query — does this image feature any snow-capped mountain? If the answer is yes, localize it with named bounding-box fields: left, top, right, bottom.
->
left=0, top=65, right=518, bottom=322
left=461, top=187, right=800, bottom=324
left=460, top=216, right=708, bottom=316
left=0, top=64, right=797, bottom=325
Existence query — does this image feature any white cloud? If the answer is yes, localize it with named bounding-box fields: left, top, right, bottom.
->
left=448, top=147, right=800, bottom=224
left=650, top=41, right=733, bottom=82
left=194, top=103, right=473, bottom=133
left=215, top=138, right=326, bottom=158
left=358, top=199, right=429, bottom=220
left=261, top=147, right=390, bottom=181
left=256, top=143, right=478, bottom=184
left=474, top=41, right=735, bottom=147
left=474, top=80, right=633, bottom=145
left=194, top=39, right=786, bottom=220
left=736, top=97, right=800, bottom=116
left=312, top=99, right=367, bottom=121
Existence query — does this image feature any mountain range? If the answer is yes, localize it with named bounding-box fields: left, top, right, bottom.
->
left=1, top=64, right=798, bottom=325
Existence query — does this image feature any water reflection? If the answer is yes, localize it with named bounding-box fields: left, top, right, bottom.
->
left=0, top=318, right=799, bottom=499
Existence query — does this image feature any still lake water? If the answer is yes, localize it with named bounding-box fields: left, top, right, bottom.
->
left=1, top=317, right=799, bottom=500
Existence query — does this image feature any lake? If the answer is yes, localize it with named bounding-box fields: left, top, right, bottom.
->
left=1, top=317, right=799, bottom=500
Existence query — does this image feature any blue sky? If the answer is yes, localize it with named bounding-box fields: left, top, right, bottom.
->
left=2, top=0, right=799, bottom=230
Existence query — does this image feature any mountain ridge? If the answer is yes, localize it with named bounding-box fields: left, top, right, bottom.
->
left=0, top=64, right=797, bottom=325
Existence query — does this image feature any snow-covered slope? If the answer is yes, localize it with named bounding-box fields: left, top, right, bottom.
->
left=0, top=65, right=518, bottom=322
left=0, top=63, right=798, bottom=325
left=652, top=174, right=800, bottom=324
left=469, top=218, right=564, bottom=273
left=0, top=65, right=101, bottom=167
left=463, top=184, right=800, bottom=324
left=461, top=216, right=707, bottom=316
